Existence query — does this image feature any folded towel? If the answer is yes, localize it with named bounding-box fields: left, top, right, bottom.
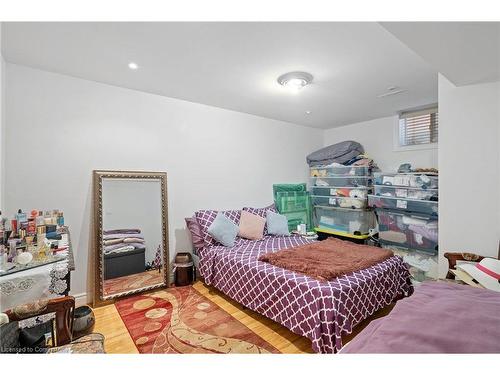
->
left=103, top=233, right=145, bottom=240
left=104, top=245, right=136, bottom=255
left=104, top=238, right=123, bottom=246
left=104, top=242, right=146, bottom=251
left=123, top=238, right=145, bottom=244
left=103, top=229, right=141, bottom=235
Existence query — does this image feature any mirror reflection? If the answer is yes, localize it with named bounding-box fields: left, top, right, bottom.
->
left=100, top=177, right=166, bottom=298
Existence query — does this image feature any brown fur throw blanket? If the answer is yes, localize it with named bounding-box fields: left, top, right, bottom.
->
left=259, top=237, right=393, bottom=281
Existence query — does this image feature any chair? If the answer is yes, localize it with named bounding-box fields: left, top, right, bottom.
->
left=2, top=296, right=105, bottom=353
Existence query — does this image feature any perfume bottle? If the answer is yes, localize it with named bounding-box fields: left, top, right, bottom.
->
left=37, top=240, right=49, bottom=261
left=35, top=211, right=45, bottom=226
left=8, top=239, right=17, bottom=263
left=43, top=211, right=52, bottom=225
left=0, top=244, right=7, bottom=269
left=26, top=236, right=36, bottom=257
left=36, top=226, right=47, bottom=261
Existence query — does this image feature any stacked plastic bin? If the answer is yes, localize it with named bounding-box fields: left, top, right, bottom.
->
left=273, top=183, right=313, bottom=232
left=309, top=165, right=376, bottom=239
left=368, top=172, right=439, bottom=281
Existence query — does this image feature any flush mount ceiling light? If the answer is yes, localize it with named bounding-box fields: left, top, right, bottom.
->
left=128, top=62, right=139, bottom=70
left=277, top=71, right=313, bottom=91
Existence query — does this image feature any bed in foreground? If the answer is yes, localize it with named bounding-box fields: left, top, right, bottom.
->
left=341, top=281, right=500, bottom=353
left=195, top=208, right=412, bottom=353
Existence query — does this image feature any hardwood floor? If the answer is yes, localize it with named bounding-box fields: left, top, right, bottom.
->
left=93, top=303, right=138, bottom=353
left=93, top=281, right=394, bottom=354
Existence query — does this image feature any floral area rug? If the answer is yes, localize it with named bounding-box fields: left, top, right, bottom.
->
left=114, top=286, right=279, bottom=354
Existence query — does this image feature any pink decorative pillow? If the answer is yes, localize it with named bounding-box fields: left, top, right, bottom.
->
left=195, top=209, right=241, bottom=247
left=242, top=204, right=277, bottom=234
left=185, top=216, right=205, bottom=250
left=238, top=211, right=266, bottom=240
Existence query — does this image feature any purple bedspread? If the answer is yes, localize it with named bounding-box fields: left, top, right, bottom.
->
left=341, top=281, right=500, bottom=353
left=198, top=235, right=412, bottom=353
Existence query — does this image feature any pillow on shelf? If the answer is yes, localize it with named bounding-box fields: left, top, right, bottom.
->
left=185, top=216, right=205, bottom=250
left=207, top=213, right=239, bottom=247
left=242, top=204, right=277, bottom=235
left=238, top=211, right=266, bottom=240
left=195, top=209, right=241, bottom=247
left=266, top=211, right=290, bottom=236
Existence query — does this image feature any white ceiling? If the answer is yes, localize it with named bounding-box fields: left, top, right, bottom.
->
left=1, top=22, right=438, bottom=129
left=381, top=22, right=500, bottom=87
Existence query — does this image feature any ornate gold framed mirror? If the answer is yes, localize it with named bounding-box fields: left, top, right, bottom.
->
left=92, top=170, right=169, bottom=306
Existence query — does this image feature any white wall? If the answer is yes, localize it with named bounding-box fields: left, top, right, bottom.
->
left=438, top=74, right=500, bottom=275
left=4, top=63, right=323, bottom=301
left=323, top=116, right=438, bottom=172
left=0, top=23, right=5, bottom=208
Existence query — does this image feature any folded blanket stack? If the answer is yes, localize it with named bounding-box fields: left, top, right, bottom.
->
left=102, top=229, right=146, bottom=255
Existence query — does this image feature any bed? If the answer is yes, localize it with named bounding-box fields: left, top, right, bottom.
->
left=195, top=208, right=412, bottom=353
left=340, top=281, right=500, bottom=353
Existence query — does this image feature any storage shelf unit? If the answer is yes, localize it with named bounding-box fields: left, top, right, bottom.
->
left=310, top=165, right=376, bottom=238
left=369, top=171, right=439, bottom=281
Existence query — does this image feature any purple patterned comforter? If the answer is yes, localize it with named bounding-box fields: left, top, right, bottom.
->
left=198, top=235, right=412, bottom=353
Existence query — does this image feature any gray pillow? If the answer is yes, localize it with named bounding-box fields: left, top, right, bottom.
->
left=207, top=212, right=239, bottom=247
left=266, top=211, right=290, bottom=236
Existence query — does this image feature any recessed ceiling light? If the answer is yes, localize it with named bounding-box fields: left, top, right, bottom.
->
left=128, top=62, right=139, bottom=70
left=305, top=110, right=312, bottom=115
left=277, top=71, right=313, bottom=92
left=377, top=86, right=407, bottom=98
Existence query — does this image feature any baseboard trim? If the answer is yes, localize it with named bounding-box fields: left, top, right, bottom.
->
left=72, top=292, right=89, bottom=307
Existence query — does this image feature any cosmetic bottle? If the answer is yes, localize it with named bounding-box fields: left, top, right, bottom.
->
left=16, top=209, right=27, bottom=223
left=35, top=226, right=46, bottom=261
left=51, top=210, right=59, bottom=226
left=0, top=211, right=4, bottom=244
left=0, top=245, right=7, bottom=269
left=44, top=211, right=52, bottom=225
left=38, top=240, right=48, bottom=261
left=35, top=211, right=45, bottom=226
left=16, top=209, right=27, bottom=235
left=8, top=239, right=17, bottom=263
left=57, top=212, right=65, bottom=227
left=11, top=219, right=18, bottom=236
left=26, top=236, right=36, bottom=256
left=27, top=217, right=36, bottom=236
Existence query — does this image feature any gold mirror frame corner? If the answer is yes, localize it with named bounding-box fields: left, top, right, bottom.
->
left=92, top=170, right=169, bottom=308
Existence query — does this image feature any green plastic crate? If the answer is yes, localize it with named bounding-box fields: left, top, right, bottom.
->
left=273, top=183, right=307, bottom=195
left=275, top=191, right=310, bottom=213
left=282, top=210, right=311, bottom=232
left=272, top=184, right=312, bottom=230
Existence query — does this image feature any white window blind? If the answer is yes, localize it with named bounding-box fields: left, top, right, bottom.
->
left=399, top=107, right=438, bottom=146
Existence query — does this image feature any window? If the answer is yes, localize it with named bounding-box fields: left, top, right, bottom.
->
left=398, top=106, right=438, bottom=147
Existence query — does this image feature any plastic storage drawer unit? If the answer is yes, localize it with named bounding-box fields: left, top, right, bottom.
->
left=368, top=195, right=438, bottom=216
left=312, top=195, right=367, bottom=209
left=310, top=165, right=370, bottom=177
left=314, top=206, right=375, bottom=235
left=311, top=186, right=369, bottom=198
left=310, top=176, right=371, bottom=188
left=374, top=173, right=438, bottom=189
left=374, top=185, right=438, bottom=201
left=376, top=209, right=438, bottom=253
